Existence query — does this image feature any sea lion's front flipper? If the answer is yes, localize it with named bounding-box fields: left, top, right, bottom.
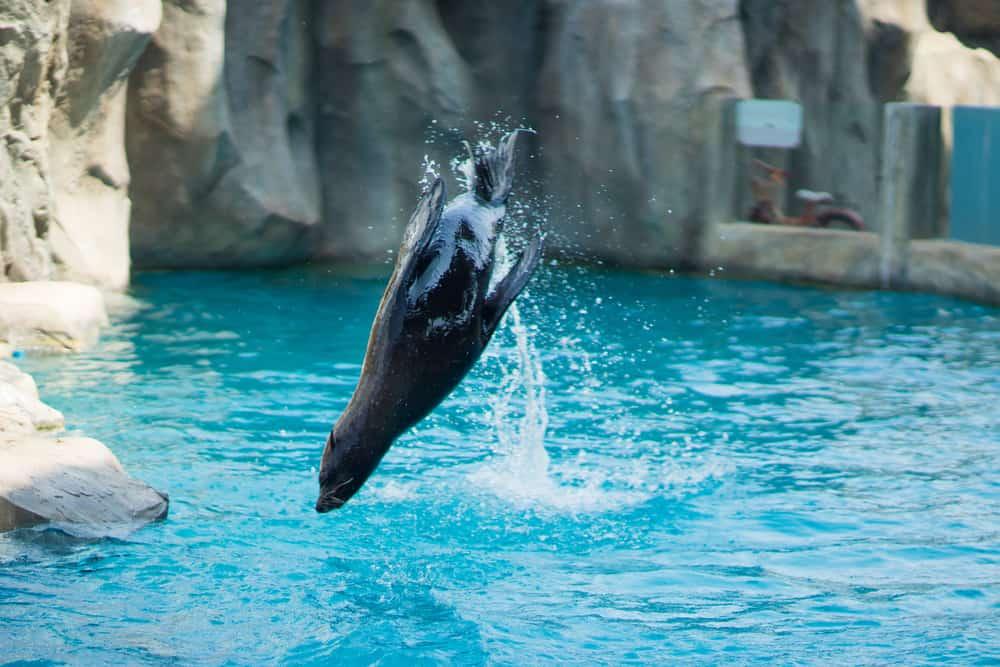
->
left=369, top=178, right=446, bottom=340
left=397, top=178, right=446, bottom=285
left=379, top=179, right=446, bottom=308
left=481, top=233, right=544, bottom=342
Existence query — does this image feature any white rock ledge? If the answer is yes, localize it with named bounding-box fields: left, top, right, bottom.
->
left=0, top=361, right=65, bottom=435
left=0, top=436, right=168, bottom=534
left=1, top=358, right=167, bottom=535
left=0, top=281, right=109, bottom=352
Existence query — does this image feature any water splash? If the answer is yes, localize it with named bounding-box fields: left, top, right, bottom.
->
left=469, top=301, right=673, bottom=513
left=488, top=302, right=551, bottom=478
left=418, top=154, right=440, bottom=191
left=471, top=239, right=648, bottom=513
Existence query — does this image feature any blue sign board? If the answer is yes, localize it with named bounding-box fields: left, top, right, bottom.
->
left=951, top=106, right=1000, bottom=245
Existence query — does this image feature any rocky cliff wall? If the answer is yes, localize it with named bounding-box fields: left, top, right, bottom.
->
left=0, top=0, right=157, bottom=289
left=126, top=0, right=321, bottom=269
left=2, top=1, right=999, bottom=283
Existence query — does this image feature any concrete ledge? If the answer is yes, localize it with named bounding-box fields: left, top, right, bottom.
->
left=908, top=239, right=1000, bottom=305
left=0, top=281, right=109, bottom=352
left=703, top=222, right=1000, bottom=306
left=704, top=223, right=882, bottom=287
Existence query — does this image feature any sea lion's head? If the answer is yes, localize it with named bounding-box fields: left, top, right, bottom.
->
left=315, top=431, right=372, bottom=512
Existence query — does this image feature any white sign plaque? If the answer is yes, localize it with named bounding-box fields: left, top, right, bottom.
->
left=736, top=100, right=803, bottom=148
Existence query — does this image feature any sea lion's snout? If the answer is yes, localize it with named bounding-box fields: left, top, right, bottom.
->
left=315, top=475, right=356, bottom=513
left=315, top=491, right=346, bottom=513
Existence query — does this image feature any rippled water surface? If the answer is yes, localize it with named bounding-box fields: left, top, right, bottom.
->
left=3, top=267, right=999, bottom=664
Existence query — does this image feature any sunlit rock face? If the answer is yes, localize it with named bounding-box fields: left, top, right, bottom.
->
left=0, top=283, right=164, bottom=535
left=49, top=0, right=161, bottom=289
left=862, top=1, right=1000, bottom=113
left=6, top=0, right=1000, bottom=277
left=0, top=0, right=158, bottom=289
left=120, top=0, right=1000, bottom=270
left=0, top=280, right=108, bottom=353
left=127, top=0, right=321, bottom=269
left=0, top=361, right=64, bottom=436
left=0, top=0, right=70, bottom=284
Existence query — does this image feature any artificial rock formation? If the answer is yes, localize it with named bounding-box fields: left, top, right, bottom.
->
left=0, top=0, right=158, bottom=289
left=122, top=0, right=1000, bottom=271
left=127, top=0, right=321, bottom=269
left=538, top=0, right=750, bottom=267
left=862, top=2, right=1000, bottom=114
left=134, top=1, right=753, bottom=269
left=0, top=280, right=109, bottom=352
left=0, top=361, right=65, bottom=436
left=312, top=0, right=478, bottom=263
left=47, top=0, right=161, bottom=289
left=0, top=435, right=169, bottom=533
left=0, top=1, right=69, bottom=283
left=0, top=324, right=167, bottom=534
left=3, top=0, right=1000, bottom=280
left=927, top=0, right=1000, bottom=56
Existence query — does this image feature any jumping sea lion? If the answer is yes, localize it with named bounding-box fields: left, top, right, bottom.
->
left=316, top=131, right=543, bottom=512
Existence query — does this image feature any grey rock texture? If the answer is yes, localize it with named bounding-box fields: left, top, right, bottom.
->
left=0, top=435, right=169, bottom=534
left=0, top=0, right=158, bottom=289
left=49, top=0, right=160, bottom=288
left=0, top=1, right=70, bottom=283
left=311, top=1, right=547, bottom=263
left=127, top=0, right=322, bottom=269
left=0, top=0, right=998, bottom=287
left=537, top=0, right=750, bottom=267
left=138, top=1, right=752, bottom=268
left=312, top=0, right=477, bottom=262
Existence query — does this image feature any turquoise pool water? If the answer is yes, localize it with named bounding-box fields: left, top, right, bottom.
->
left=3, top=268, right=999, bottom=664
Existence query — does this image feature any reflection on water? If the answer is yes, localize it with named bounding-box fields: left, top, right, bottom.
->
left=2, top=267, right=999, bottom=664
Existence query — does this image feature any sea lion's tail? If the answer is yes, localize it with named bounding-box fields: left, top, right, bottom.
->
left=464, top=129, right=533, bottom=205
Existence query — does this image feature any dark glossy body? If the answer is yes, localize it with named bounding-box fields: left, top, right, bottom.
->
left=316, top=133, right=542, bottom=511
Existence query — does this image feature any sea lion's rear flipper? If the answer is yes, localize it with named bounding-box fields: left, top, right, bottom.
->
left=481, top=233, right=544, bottom=342
left=466, top=130, right=532, bottom=204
